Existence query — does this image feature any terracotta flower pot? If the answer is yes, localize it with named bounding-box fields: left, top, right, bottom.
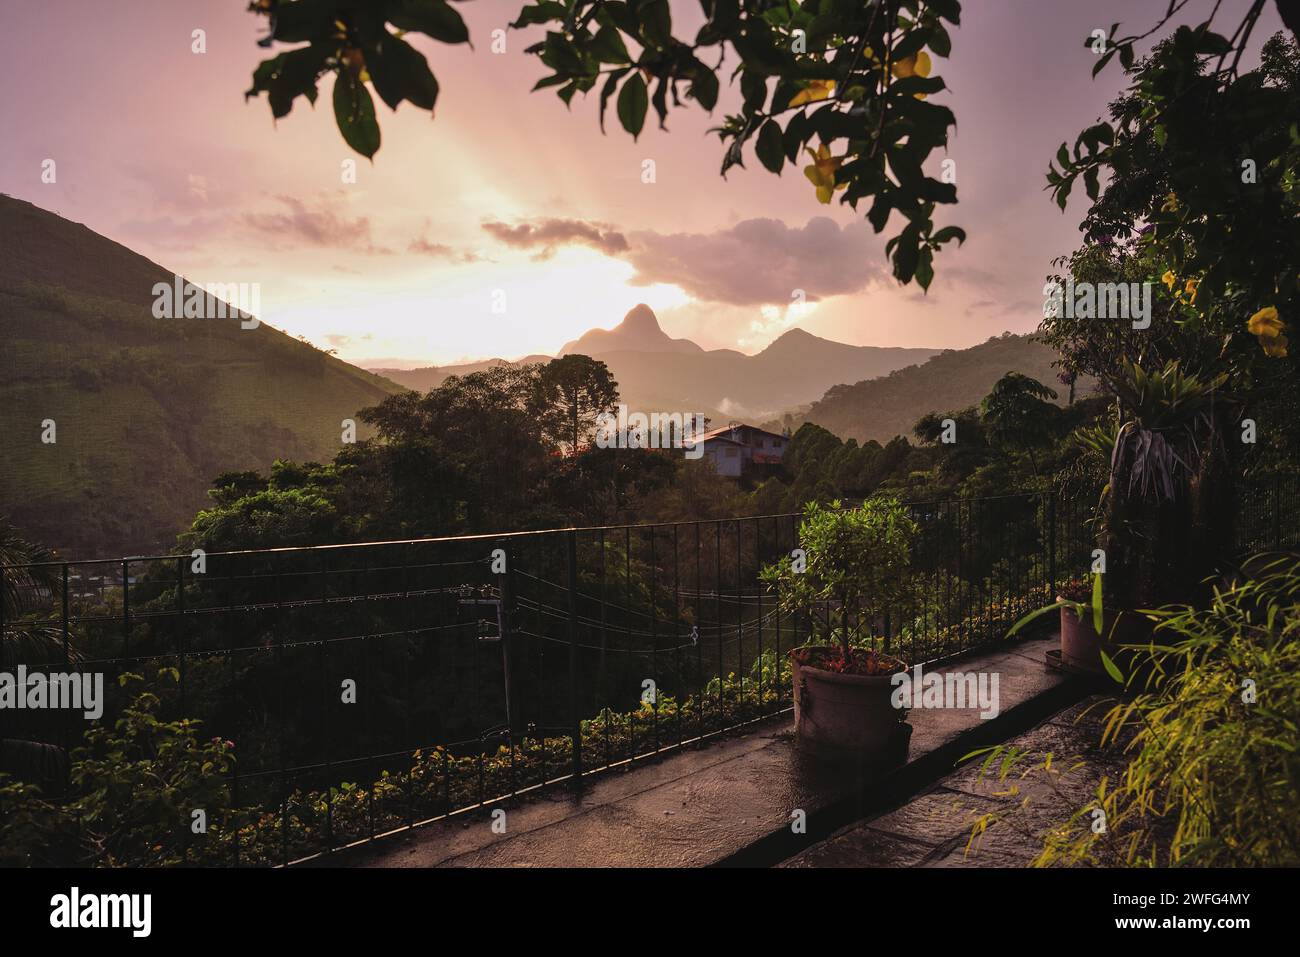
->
left=1059, top=598, right=1149, bottom=674
left=790, top=651, right=908, bottom=763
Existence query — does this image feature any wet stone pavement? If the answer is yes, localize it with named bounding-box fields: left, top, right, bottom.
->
left=331, top=633, right=1093, bottom=868
left=779, top=695, right=1127, bottom=867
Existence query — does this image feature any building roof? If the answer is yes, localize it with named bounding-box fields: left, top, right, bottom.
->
left=696, top=434, right=747, bottom=448
left=697, top=424, right=787, bottom=444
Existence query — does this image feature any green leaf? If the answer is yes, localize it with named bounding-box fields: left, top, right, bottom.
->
left=741, top=69, right=767, bottom=114
left=688, top=67, right=719, bottom=111
left=598, top=68, right=630, bottom=132
left=1091, top=571, right=1104, bottom=634
left=892, top=27, right=932, bottom=62
left=1091, top=47, right=1115, bottom=78
left=617, top=72, right=648, bottom=139
left=927, top=0, right=961, bottom=25
left=641, top=0, right=672, bottom=48
left=388, top=0, right=470, bottom=44
left=333, top=70, right=381, bottom=158
left=270, top=0, right=335, bottom=43
left=755, top=119, right=784, bottom=173
left=915, top=246, right=934, bottom=291
left=1098, top=649, right=1124, bottom=684
left=929, top=23, right=952, bottom=57
left=1084, top=164, right=1100, bottom=200
left=1007, top=600, right=1073, bottom=637
left=366, top=33, right=440, bottom=111
left=931, top=225, right=966, bottom=246
left=248, top=46, right=329, bottom=119
left=589, top=24, right=631, bottom=64
left=511, top=1, right=567, bottom=28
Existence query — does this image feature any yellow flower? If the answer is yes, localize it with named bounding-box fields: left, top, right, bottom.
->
left=1247, top=306, right=1288, bottom=358
left=891, top=50, right=931, bottom=79
left=1183, top=278, right=1199, bottom=303
left=803, top=144, right=846, bottom=204
left=1162, top=270, right=1177, bottom=289
left=789, top=79, right=835, bottom=107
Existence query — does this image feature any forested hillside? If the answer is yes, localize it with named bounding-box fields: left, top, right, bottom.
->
left=0, top=195, right=402, bottom=556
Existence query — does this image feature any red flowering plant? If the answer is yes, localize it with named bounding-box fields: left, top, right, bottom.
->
left=761, top=498, right=917, bottom=677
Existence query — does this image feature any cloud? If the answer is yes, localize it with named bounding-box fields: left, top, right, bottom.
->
left=481, top=215, right=884, bottom=306
left=482, top=217, right=629, bottom=259
left=622, top=217, right=884, bottom=306
left=244, top=193, right=392, bottom=254
left=408, top=235, right=480, bottom=262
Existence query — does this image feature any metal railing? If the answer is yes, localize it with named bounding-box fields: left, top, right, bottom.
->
left=2, top=478, right=1294, bottom=865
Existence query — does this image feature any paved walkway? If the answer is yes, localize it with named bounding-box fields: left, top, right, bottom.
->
left=779, top=695, right=1125, bottom=867
left=332, top=633, right=1082, bottom=868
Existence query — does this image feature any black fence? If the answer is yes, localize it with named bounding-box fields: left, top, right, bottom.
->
left=2, top=478, right=1295, bottom=865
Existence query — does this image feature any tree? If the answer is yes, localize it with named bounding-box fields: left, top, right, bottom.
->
left=1042, top=25, right=1300, bottom=605
left=979, top=373, right=1059, bottom=477
left=534, top=354, right=620, bottom=454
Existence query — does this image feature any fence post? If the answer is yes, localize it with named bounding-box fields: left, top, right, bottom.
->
left=566, top=531, right=582, bottom=785
left=1048, top=488, right=1058, bottom=601
left=498, top=541, right=518, bottom=745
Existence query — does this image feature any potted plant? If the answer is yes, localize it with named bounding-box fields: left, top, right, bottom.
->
left=761, top=498, right=916, bottom=763
left=1009, top=570, right=1148, bottom=681
left=1054, top=574, right=1131, bottom=676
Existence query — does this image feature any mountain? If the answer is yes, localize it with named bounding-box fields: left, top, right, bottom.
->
left=368, top=355, right=552, bottom=393
left=0, top=194, right=404, bottom=558
left=559, top=303, right=702, bottom=355
left=779, top=332, right=1091, bottom=444
left=375, top=305, right=938, bottom=425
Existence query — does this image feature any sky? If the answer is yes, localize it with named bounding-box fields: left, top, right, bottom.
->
left=0, top=0, right=1284, bottom=366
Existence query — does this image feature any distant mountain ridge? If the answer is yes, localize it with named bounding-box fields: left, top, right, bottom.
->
left=374, top=304, right=939, bottom=423
left=0, top=194, right=403, bottom=557
left=780, top=332, right=1092, bottom=444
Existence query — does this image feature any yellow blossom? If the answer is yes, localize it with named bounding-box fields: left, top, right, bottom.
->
left=1162, top=270, right=1177, bottom=289
left=891, top=50, right=931, bottom=79
left=1247, top=306, right=1288, bottom=358
left=803, top=144, right=846, bottom=204
left=1183, top=278, right=1199, bottom=303
left=789, top=79, right=835, bottom=107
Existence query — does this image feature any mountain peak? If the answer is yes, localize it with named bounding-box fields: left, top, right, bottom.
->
left=560, top=304, right=703, bottom=356
left=619, top=303, right=662, bottom=334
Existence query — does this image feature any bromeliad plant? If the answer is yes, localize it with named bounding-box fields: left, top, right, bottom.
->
left=760, top=497, right=916, bottom=676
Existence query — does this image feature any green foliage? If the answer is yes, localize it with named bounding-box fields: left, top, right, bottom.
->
left=0, top=517, right=63, bottom=668
left=1, top=670, right=243, bottom=867
left=761, top=497, right=916, bottom=653
left=972, top=555, right=1300, bottom=867
left=979, top=373, right=1059, bottom=474
left=180, top=354, right=737, bottom=551
left=245, top=0, right=963, bottom=287
left=1042, top=21, right=1300, bottom=609
left=534, top=354, right=620, bottom=453
left=1, top=654, right=790, bottom=867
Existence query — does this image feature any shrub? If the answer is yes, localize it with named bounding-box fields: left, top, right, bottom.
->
left=760, top=498, right=917, bottom=670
